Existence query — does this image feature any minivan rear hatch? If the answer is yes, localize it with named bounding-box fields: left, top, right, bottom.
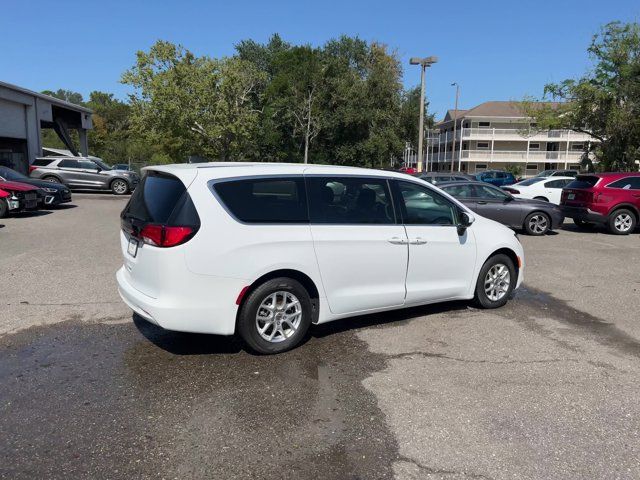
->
left=120, top=170, right=200, bottom=297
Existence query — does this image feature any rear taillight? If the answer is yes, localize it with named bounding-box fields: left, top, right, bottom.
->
left=28, top=165, right=38, bottom=173
left=139, top=224, right=195, bottom=247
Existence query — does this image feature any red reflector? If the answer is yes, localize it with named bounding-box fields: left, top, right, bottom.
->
left=235, top=286, right=250, bottom=305
left=139, top=224, right=194, bottom=247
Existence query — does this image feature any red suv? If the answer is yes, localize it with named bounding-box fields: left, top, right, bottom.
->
left=561, top=172, right=640, bottom=234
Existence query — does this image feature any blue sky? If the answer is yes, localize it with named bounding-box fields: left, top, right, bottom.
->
left=3, top=0, right=638, bottom=118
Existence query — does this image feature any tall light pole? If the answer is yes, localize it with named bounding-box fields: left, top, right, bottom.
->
left=410, top=56, right=438, bottom=173
left=450, top=82, right=460, bottom=172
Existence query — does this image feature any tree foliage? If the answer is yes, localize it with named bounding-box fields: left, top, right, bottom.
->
left=525, top=22, right=640, bottom=171
left=42, top=34, right=428, bottom=168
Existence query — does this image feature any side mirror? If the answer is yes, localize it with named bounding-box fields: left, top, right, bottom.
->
left=457, top=211, right=475, bottom=235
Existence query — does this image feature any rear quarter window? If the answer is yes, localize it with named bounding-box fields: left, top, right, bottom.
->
left=212, top=177, right=308, bottom=223
left=566, top=176, right=600, bottom=189
left=123, top=171, right=196, bottom=225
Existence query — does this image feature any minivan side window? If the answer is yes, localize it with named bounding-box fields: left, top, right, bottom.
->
left=607, top=177, right=640, bottom=190
left=213, top=177, right=308, bottom=224
left=396, top=181, right=458, bottom=226
left=307, top=177, right=394, bottom=224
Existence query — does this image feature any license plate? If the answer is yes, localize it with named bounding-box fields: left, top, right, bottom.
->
left=127, top=238, right=139, bottom=257
left=567, top=193, right=575, bottom=200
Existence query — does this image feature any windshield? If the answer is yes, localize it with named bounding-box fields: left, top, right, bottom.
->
left=93, top=159, right=112, bottom=171
left=535, top=170, right=554, bottom=177
left=516, top=178, right=546, bottom=186
left=0, top=166, right=28, bottom=181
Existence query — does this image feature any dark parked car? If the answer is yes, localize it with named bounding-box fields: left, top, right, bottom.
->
left=474, top=170, right=517, bottom=186
left=414, top=172, right=475, bottom=185
left=561, top=172, right=640, bottom=234
left=438, top=181, right=564, bottom=235
left=535, top=169, right=578, bottom=178
left=112, top=163, right=132, bottom=171
left=30, top=157, right=139, bottom=195
left=0, top=166, right=71, bottom=207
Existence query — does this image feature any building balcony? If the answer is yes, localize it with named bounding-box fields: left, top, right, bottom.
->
left=433, top=150, right=585, bottom=163
left=433, top=128, right=595, bottom=144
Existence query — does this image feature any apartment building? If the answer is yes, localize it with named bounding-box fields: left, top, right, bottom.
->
left=427, top=101, right=597, bottom=176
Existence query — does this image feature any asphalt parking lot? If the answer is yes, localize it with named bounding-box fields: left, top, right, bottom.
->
left=2, top=195, right=640, bottom=480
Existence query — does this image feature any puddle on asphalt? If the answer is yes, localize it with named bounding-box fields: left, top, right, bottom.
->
left=0, top=315, right=399, bottom=480
left=503, top=286, right=640, bottom=358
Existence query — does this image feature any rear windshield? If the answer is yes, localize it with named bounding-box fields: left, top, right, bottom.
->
left=122, top=171, right=199, bottom=226
left=566, top=175, right=600, bottom=189
left=517, top=178, right=545, bottom=186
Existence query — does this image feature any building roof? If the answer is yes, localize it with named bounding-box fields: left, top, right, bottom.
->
left=0, top=80, right=92, bottom=114
left=436, top=101, right=561, bottom=126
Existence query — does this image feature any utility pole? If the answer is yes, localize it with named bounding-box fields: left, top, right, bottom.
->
left=450, top=82, right=460, bottom=172
left=409, top=56, right=438, bottom=173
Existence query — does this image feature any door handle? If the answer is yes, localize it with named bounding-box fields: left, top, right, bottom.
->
left=409, top=237, right=428, bottom=245
left=477, top=201, right=487, bottom=205
left=388, top=236, right=408, bottom=245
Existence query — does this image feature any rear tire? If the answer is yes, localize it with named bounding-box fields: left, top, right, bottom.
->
left=607, top=208, right=636, bottom=235
left=0, top=198, right=8, bottom=218
left=524, top=212, right=550, bottom=235
left=111, top=179, right=130, bottom=195
left=42, top=176, right=61, bottom=184
left=474, top=254, right=516, bottom=309
left=237, top=278, right=312, bottom=354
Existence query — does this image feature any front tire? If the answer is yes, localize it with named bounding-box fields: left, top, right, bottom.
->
left=524, top=212, right=550, bottom=235
left=607, top=208, right=636, bottom=235
left=237, top=278, right=312, bottom=354
left=111, top=179, right=130, bottom=195
left=474, top=254, right=516, bottom=309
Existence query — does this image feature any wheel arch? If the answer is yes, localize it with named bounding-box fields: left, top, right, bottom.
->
left=42, top=174, right=64, bottom=184
left=487, top=247, right=521, bottom=283
left=609, top=203, right=639, bottom=222
left=236, top=269, right=321, bottom=325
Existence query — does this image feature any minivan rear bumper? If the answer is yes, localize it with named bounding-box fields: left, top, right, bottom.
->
left=116, top=266, right=242, bottom=335
left=561, top=205, right=606, bottom=224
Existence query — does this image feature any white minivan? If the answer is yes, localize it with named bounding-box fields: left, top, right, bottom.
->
left=117, top=163, right=524, bottom=353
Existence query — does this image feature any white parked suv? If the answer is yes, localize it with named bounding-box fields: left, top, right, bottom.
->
left=117, top=163, right=524, bottom=353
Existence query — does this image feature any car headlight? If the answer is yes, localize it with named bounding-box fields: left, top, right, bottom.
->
left=43, top=187, right=58, bottom=193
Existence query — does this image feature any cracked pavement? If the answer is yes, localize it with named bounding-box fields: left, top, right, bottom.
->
left=2, top=195, right=640, bottom=479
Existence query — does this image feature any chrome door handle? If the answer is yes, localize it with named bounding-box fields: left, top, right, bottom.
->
left=388, top=237, right=408, bottom=245
left=409, top=237, right=428, bottom=245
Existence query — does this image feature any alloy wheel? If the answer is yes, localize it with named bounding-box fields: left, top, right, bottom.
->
left=255, top=291, right=302, bottom=343
left=112, top=180, right=127, bottom=194
left=484, top=264, right=511, bottom=302
left=614, top=213, right=633, bottom=233
left=528, top=214, right=548, bottom=234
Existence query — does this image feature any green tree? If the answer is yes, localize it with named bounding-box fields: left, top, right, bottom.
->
left=122, top=40, right=266, bottom=161
left=526, top=22, right=640, bottom=171
left=41, top=89, right=85, bottom=105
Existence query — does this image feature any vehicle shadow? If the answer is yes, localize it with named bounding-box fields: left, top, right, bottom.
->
left=14, top=210, right=52, bottom=218
left=49, top=204, right=78, bottom=210
left=133, top=314, right=243, bottom=355
left=133, top=300, right=471, bottom=356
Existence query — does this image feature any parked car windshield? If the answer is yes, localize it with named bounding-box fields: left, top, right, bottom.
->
left=93, top=159, right=112, bottom=171
left=535, top=170, right=555, bottom=177
left=516, top=178, right=546, bottom=186
left=0, top=166, right=29, bottom=182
